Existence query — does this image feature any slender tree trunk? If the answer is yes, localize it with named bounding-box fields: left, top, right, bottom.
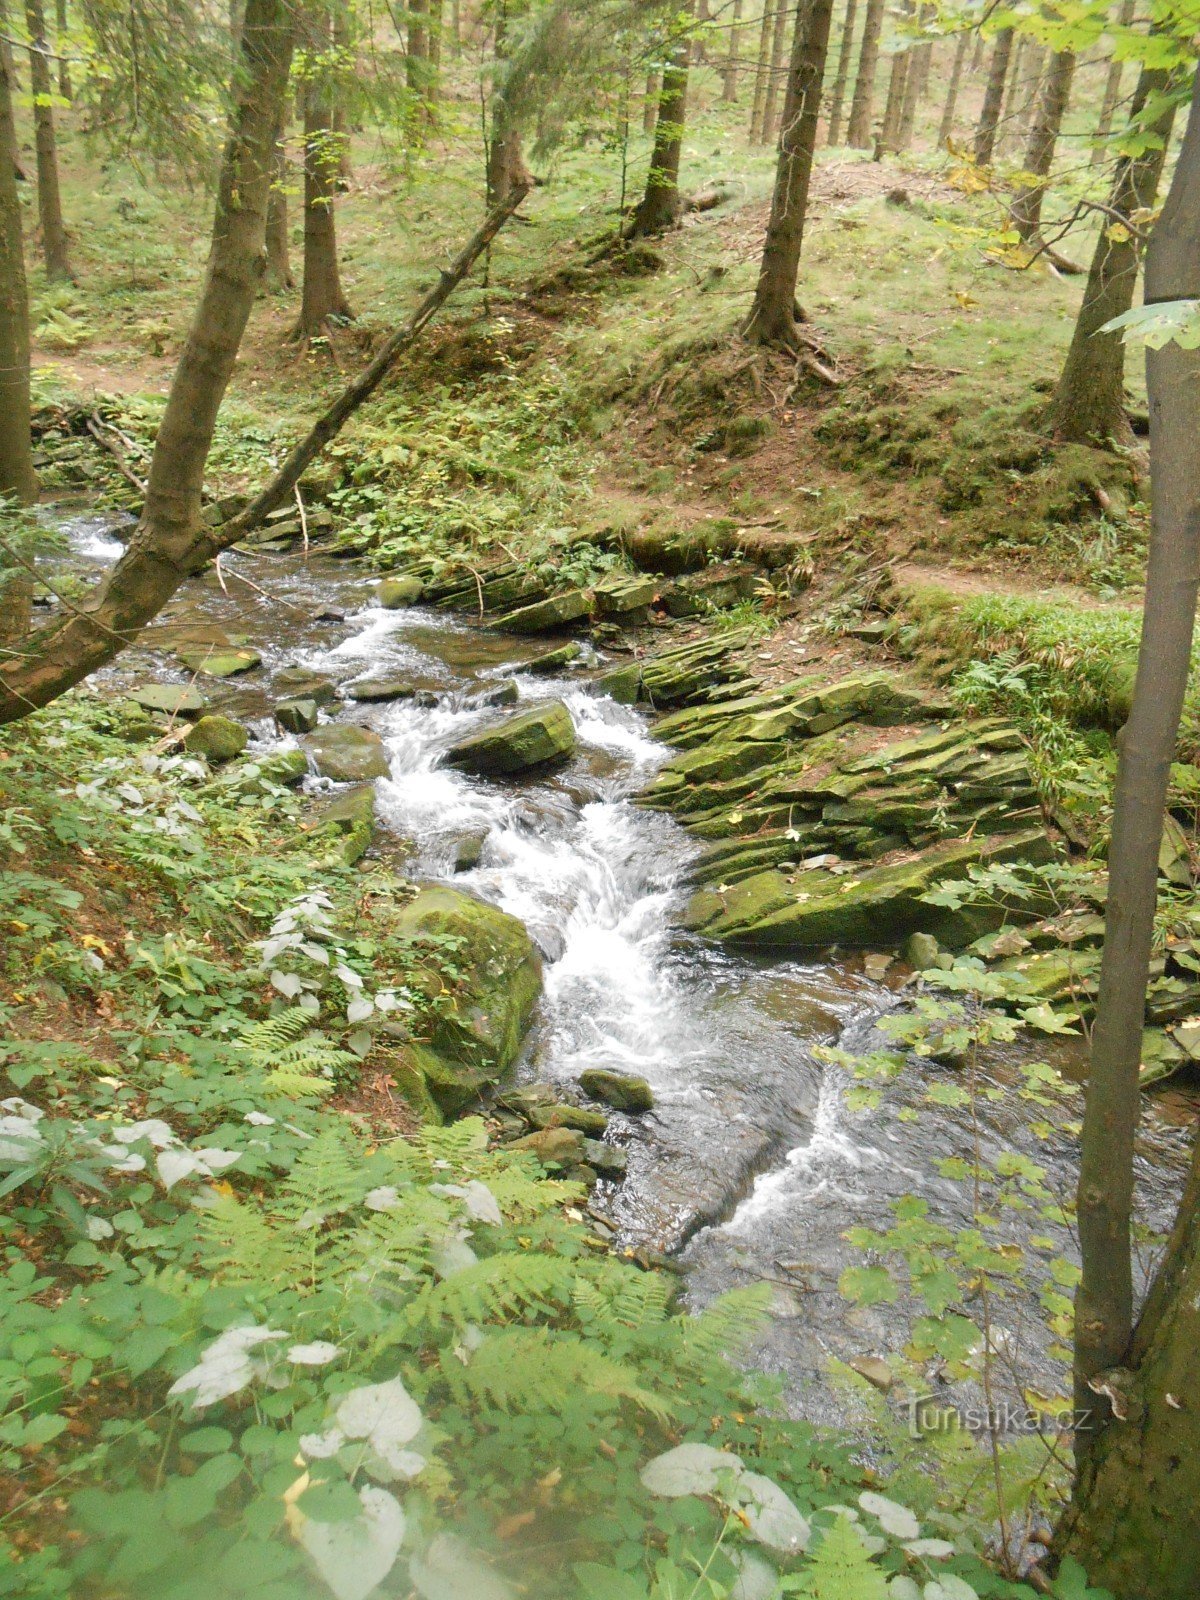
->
left=1051, top=63, right=1174, bottom=444
left=974, top=26, right=1014, bottom=165
left=53, top=0, right=69, bottom=99
left=0, top=0, right=294, bottom=721
left=293, top=14, right=353, bottom=340
left=24, top=0, right=72, bottom=280
left=487, top=2, right=529, bottom=205
left=0, top=15, right=36, bottom=504
left=896, top=4, right=932, bottom=151
left=1010, top=48, right=1076, bottom=243
left=997, top=33, right=1027, bottom=152
left=722, top=0, right=743, bottom=102
left=451, top=0, right=459, bottom=56
left=428, top=0, right=443, bottom=68
left=938, top=30, right=968, bottom=148
left=264, top=116, right=294, bottom=291
left=643, top=68, right=659, bottom=135
left=846, top=0, right=883, bottom=146
left=1008, top=44, right=1046, bottom=156
left=880, top=47, right=909, bottom=151
left=630, top=23, right=690, bottom=235
left=826, top=0, right=858, bottom=145
left=1061, top=73, right=1200, bottom=1600
left=333, top=9, right=354, bottom=176
left=1093, top=0, right=1135, bottom=166
left=970, top=30, right=984, bottom=74
left=694, top=0, right=709, bottom=63
left=743, top=0, right=835, bottom=345
left=760, top=0, right=789, bottom=143
left=749, top=0, right=775, bottom=141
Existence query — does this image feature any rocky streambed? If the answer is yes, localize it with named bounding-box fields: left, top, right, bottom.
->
left=62, top=513, right=1193, bottom=1427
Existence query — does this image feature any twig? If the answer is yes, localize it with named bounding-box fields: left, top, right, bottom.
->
left=294, top=484, right=309, bottom=560
left=86, top=416, right=147, bottom=494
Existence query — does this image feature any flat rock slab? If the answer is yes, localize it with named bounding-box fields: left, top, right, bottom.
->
left=176, top=645, right=263, bottom=678
left=347, top=677, right=440, bottom=703
left=303, top=724, right=391, bottom=782
left=494, top=589, right=592, bottom=634
left=130, top=684, right=208, bottom=718
left=377, top=576, right=424, bottom=609
left=445, top=700, right=576, bottom=777
left=683, top=828, right=1054, bottom=951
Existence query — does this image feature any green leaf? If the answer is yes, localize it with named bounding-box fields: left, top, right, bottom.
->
left=837, top=1267, right=899, bottom=1307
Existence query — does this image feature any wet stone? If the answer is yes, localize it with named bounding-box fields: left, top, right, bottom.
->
left=176, top=645, right=262, bottom=678
left=579, top=1069, right=655, bottom=1113
left=273, top=667, right=340, bottom=705
left=275, top=698, right=319, bottom=734
left=303, top=724, right=391, bottom=782
left=445, top=700, right=576, bottom=777
left=453, top=833, right=487, bottom=873
left=129, top=683, right=207, bottom=718
left=377, top=575, right=424, bottom=609
left=182, top=714, right=249, bottom=763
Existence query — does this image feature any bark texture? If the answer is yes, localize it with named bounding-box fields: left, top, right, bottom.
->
left=1051, top=62, right=1174, bottom=444
left=294, top=12, right=353, bottom=339
left=722, top=0, right=743, bottom=102
left=743, top=0, right=835, bottom=345
left=25, top=0, right=71, bottom=279
left=938, top=30, right=968, bottom=148
left=643, top=68, right=659, bottom=135
left=879, top=46, right=908, bottom=151
left=760, top=0, right=790, bottom=143
left=0, top=0, right=294, bottom=720
left=1068, top=68, right=1200, bottom=1525
left=826, top=0, right=858, bottom=145
left=973, top=26, right=1013, bottom=165
left=845, top=0, right=883, bottom=146
left=629, top=28, right=690, bottom=235
left=0, top=18, right=36, bottom=503
left=1010, top=48, right=1076, bottom=243
left=1093, top=0, right=1135, bottom=165
left=896, top=3, right=932, bottom=151
left=264, top=122, right=294, bottom=291
left=53, top=0, right=68, bottom=98
left=749, top=0, right=775, bottom=141
left=486, top=3, right=530, bottom=206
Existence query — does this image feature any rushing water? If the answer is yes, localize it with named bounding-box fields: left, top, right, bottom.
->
left=70, top=523, right=1192, bottom=1426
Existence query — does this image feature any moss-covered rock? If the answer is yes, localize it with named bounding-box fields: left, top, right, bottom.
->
left=526, top=643, right=584, bottom=674
left=659, top=564, right=758, bottom=618
left=682, top=829, right=1055, bottom=951
left=314, top=784, right=376, bottom=864
left=130, top=683, right=208, bottom=718
left=182, top=715, right=249, bottom=763
left=495, top=589, right=593, bottom=634
left=391, top=885, right=542, bottom=1114
left=273, top=667, right=340, bottom=706
left=177, top=645, right=262, bottom=678
left=211, top=748, right=308, bottom=797
left=377, top=575, right=424, bottom=609
left=303, top=724, right=391, bottom=782
left=593, top=574, right=659, bottom=616
left=445, top=700, right=576, bottom=776
left=275, top=698, right=319, bottom=734
left=579, top=1068, right=655, bottom=1112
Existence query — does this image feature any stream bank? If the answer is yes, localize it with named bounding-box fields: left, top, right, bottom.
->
left=62, top=514, right=1193, bottom=1431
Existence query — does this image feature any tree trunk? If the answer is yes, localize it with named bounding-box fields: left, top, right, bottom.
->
left=896, top=5, right=932, bottom=151
left=760, top=0, right=789, bottom=143
left=333, top=8, right=354, bottom=176
left=0, top=15, right=36, bottom=504
left=1093, top=0, right=1135, bottom=166
left=825, top=0, right=858, bottom=146
left=970, top=30, right=984, bottom=74
left=938, top=30, right=968, bottom=148
left=846, top=0, right=883, bottom=146
left=694, top=0, right=709, bottom=64
left=997, top=33, right=1027, bottom=152
left=748, top=0, right=775, bottom=142
left=1010, top=48, right=1076, bottom=243
left=25, top=0, right=72, bottom=280
left=630, top=22, right=690, bottom=236
left=54, top=0, right=69, bottom=99
left=743, top=0, right=835, bottom=345
left=974, top=26, right=1013, bottom=165
left=293, top=13, right=353, bottom=340
left=1051, top=62, right=1174, bottom=445
left=1060, top=73, right=1200, bottom=1599
left=486, top=2, right=530, bottom=206
left=721, top=0, right=743, bottom=102
left=879, top=46, right=909, bottom=152
left=1008, top=44, right=1046, bottom=156
left=264, top=117, right=294, bottom=291
left=643, top=68, right=659, bottom=135
left=0, top=0, right=294, bottom=722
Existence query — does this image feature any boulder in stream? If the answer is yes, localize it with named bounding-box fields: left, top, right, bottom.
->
left=176, top=644, right=262, bottom=678
left=273, top=667, right=340, bottom=705
left=388, top=886, right=542, bottom=1116
left=445, top=700, right=576, bottom=777
left=579, top=1069, right=655, bottom=1113
left=129, top=683, right=208, bottom=718
left=314, top=785, right=376, bottom=864
left=275, top=698, right=319, bottom=734
left=182, top=715, right=249, bottom=763
left=303, top=724, right=391, bottom=782
left=377, top=575, right=424, bottom=609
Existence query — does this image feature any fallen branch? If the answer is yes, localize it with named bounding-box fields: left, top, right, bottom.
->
left=222, top=181, right=531, bottom=545
left=86, top=416, right=148, bottom=495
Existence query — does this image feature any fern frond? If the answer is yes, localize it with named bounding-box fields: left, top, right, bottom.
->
left=445, top=1325, right=676, bottom=1422
left=408, top=1250, right=570, bottom=1330
left=670, top=1283, right=773, bottom=1369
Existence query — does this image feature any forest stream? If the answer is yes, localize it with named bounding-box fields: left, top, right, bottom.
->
left=71, top=513, right=1194, bottom=1433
